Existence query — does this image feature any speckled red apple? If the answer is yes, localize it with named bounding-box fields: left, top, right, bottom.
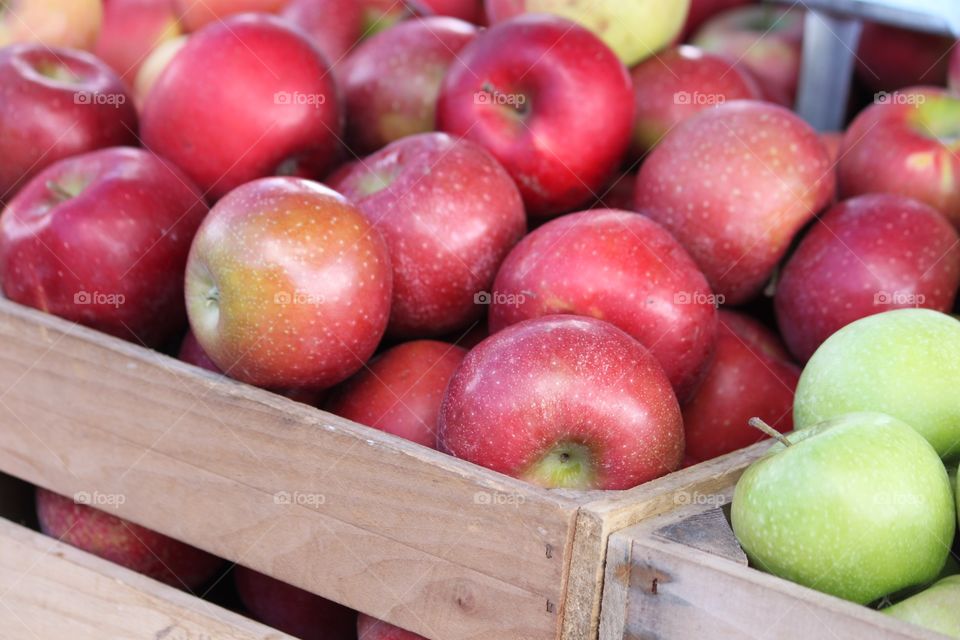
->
left=184, top=177, right=392, bottom=390
left=683, top=310, right=799, bottom=463
left=140, top=14, right=341, bottom=199
left=635, top=100, right=835, bottom=304
left=358, top=614, right=427, bottom=640
left=0, top=147, right=208, bottom=347
left=325, top=340, right=467, bottom=448
left=173, top=0, right=286, bottom=32
left=234, top=566, right=355, bottom=640
left=489, top=209, right=718, bottom=402
left=36, top=488, right=223, bottom=589
left=838, top=87, right=960, bottom=229
left=437, top=14, right=633, bottom=218
left=280, top=0, right=363, bottom=69
left=332, top=132, right=525, bottom=337
left=775, top=194, right=960, bottom=363
left=341, top=17, right=477, bottom=155
left=629, top=45, right=762, bottom=154
left=94, top=0, right=182, bottom=87
left=439, top=315, right=684, bottom=490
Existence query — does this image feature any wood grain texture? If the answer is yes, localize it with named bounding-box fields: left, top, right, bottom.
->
left=0, top=517, right=291, bottom=640
left=0, top=299, right=576, bottom=640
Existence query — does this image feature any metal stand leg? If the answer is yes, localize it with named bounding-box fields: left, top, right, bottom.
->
left=794, top=10, right=864, bottom=131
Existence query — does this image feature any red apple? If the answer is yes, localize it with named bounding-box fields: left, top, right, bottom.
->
left=0, top=0, right=103, bottom=50
left=856, top=23, right=953, bottom=93
left=325, top=340, right=467, bottom=448
left=341, top=17, right=477, bottom=155
left=360, top=0, right=429, bottom=35
left=36, top=488, right=222, bottom=589
left=692, top=5, right=803, bottom=106
left=838, top=87, right=960, bottom=229
left=0, top=147, right=208, bottom=347
left=438, top=316, right=684, bottom=490
left=331, top=132, right=525, bottom=337
left=280, top=0, right=363, bottom=68
left=184, top=177, right=392, bottom=390
left=681, top=0, right=753, bottom=41
left=94, top=0, right=182, bottom=87
left=173, top=0, right=285, bottom=32
left=422, top=0, right=481, bottom=22
left=140, top=14, right=341, bottom=200
left=683, top=310, right=799, bottom=463
left=775, top=194, right=960, bottom=363
left=234, top=566, right=355, bottom=640
left=819, top=131, right=843, bottom=168
left=437, top=14, right=633, bottom=218
left=0, top=44, right=137, bottom=201
left=629, top=45, right=762, bottom=154
left=589, top=171, right=636, bottom=211
left=634, top=100, right=835, bottom=305
left=358, top=614, right=426, bottom=640
left=489, top=209, right=718, bottom=402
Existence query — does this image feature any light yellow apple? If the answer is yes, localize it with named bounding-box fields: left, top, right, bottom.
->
left=0, top=0, right=103, bottom=50
left=133, top=34, right=187, bottom=110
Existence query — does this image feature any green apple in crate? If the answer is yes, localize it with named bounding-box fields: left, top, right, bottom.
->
left=884, top=576, right=960, bottom=638
left=732, top=412, right=956, bottom=604
left=794, top=309, right=960, bottom=458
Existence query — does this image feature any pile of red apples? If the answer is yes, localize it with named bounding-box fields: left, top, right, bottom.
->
left=2, top=0, right=960, bottom=638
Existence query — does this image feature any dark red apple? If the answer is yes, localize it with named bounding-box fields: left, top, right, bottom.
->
left=629, top=45, right=762, bottom=153
left=489, top=209, right=718, bottom=402
left=94, top=0, right=183, bottom=87
left=358, top=614, right=425, bottom=640
left=140, top=14, right=341, bottom=200
left=0, top=147, right=208, bottom=347
left=332, top=132, right=525, bottom=338
left=325, top=340, right=467, bottom=448
left=439, top=315, right=684, bottom=490
left=856, top=23, right=953, bottom=93
left=0, top=44, right=137, bottom=201
left=838, top=87, right=960, bottom=229
left=589, top=171, right=636, bottom=211
left=422, top=0, right=482, bottom=22
left=775, top=194, right=960, bottom=363
left=341, top=17, right=477, bottom=154
left=634, top=100, right=835, bottom=305
left=692, top=5, right=803, bottom=106
left=683, top=310, right=799, bottom=463
left=950, top=47, right=960, bottom=94
left=280, top=0, right=364, bottom=69
left=437, top=14, right=634, bottom=218
left=234, top=566, right=355, bottom=640
left=36, top=488, right=223, bottom=589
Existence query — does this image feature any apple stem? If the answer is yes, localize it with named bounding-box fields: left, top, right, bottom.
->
left=748, top=417, right=793, bottom=447
left=46, top=181, right=74, bottom=203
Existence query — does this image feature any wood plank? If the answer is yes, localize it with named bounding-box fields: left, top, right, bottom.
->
left=0, top=517, right=291, bottom=640
left=652, top=507, right=746, bottom=565
left=0, top=299, right=576, bottom=640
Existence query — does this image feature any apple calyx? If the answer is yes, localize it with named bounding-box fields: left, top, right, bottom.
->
left=523, top=441, right=596, bottom=489
left=748, top=417, right=792, bottom=447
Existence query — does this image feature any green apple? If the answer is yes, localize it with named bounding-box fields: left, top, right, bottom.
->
left=883, top=575, right=960, bottom=637
left=732, top=412, right=956, bottom=604
left=794, top=309, right=960, bottom=458
left=485, top=0, right=691, bottom=67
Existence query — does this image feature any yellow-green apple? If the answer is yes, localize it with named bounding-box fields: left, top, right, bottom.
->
left=683, top=310, right=799, bottom=463
left=280, top=0, right=363, bottom=68
left=681, top=0, right=753, bottom=41
left=358, top=614, right=426, bottom=640
left=838, top=87, right=960, bottom=229
left=36, top=488, right=223, bottom=589
left=173, top=0, right=285, bottom=32
left=794, top=309, right=960, bottom=458
left=732, top=412, right=955, bottom=604
left=692, top=5, right=803, bottom=106
left=0, top=0, right=103, bottom=50
left=488, top=209, right=717, bottom=402
left=438, top=316, right=684, bottom=490
left=0, top=147, right=208, bottom=347
left=775, top=194, right=960, bottom=362
left=234, top=566, right=355, bottom=640
left=132, top=33, right=186, bottom=108
left=0, top=44, right=137, bottom=200
left=331, top=133, right=525, bottom=337
left=629, top=45, right=762, bottom=154
left=325, top=340, right=467, bottom=448
left=484, top=0, right=690, bottom=67
left=856, top=23, right=953, bottom=93
left=94, top=0, right=182, bottom=87
left=437, top=14, right=633, bottom=219
left=360, top=0, right=428, bottom=36
left=635, top=100, right=835, bottom=304
left=140, top=14, right=341, bottom=199
left=884, top=575, right=960, bottom=637
left=341, top=17, right=477, bottom=154
left=184, top=177, right=392, bottom=390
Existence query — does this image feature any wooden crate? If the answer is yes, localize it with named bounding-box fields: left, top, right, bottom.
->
left=599, top=452, right=946, bottom=640
left=0, top=297, right=755, bottom=640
